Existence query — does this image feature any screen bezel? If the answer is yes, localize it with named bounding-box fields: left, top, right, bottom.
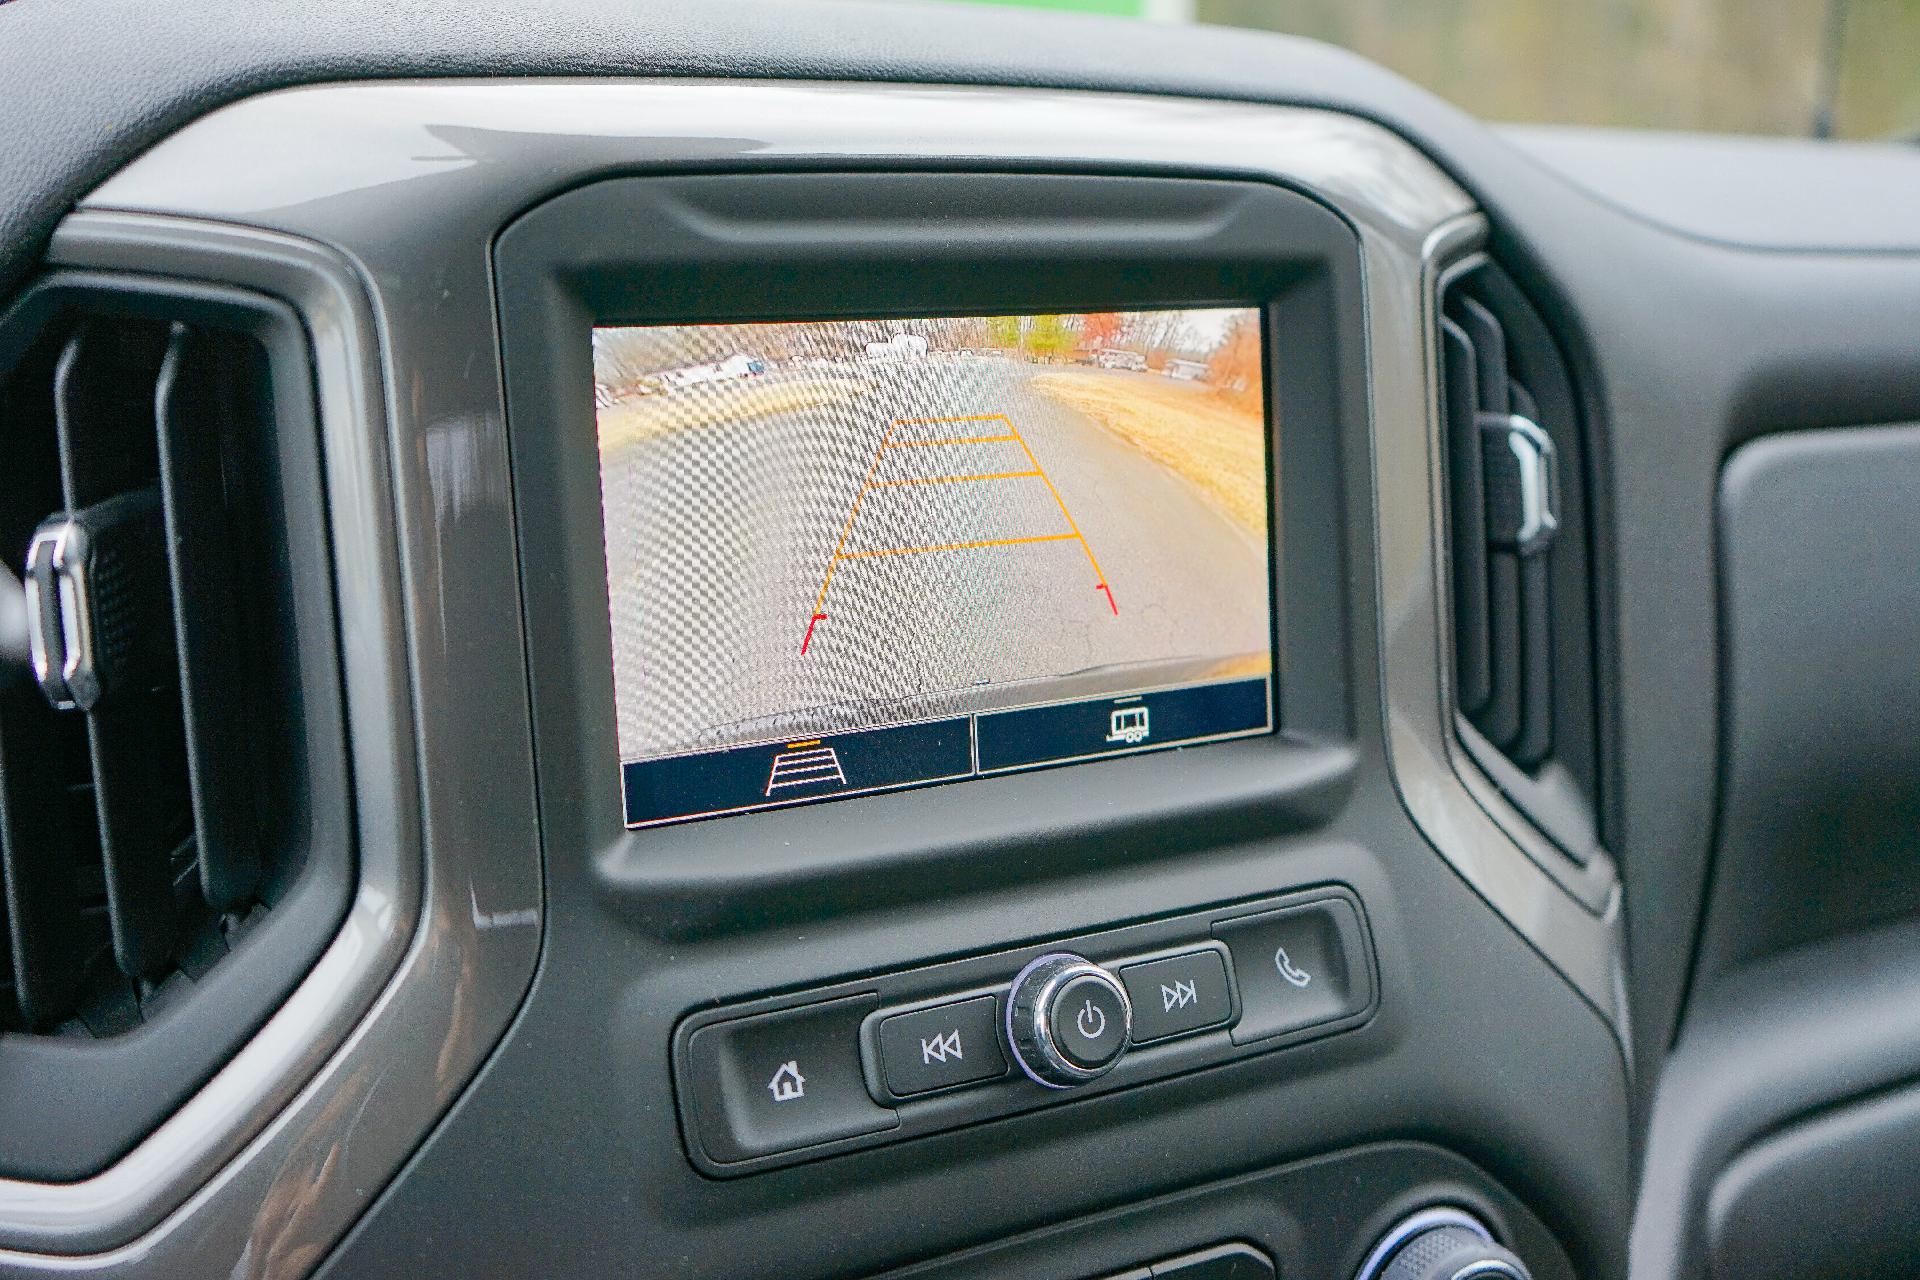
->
left=591, top=303, right=1280, bottom=828
left=495, top=168, right=1365, bottom=896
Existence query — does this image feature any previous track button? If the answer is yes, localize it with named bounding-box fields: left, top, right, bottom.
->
left=873, top=996, right=1007, bottom=1098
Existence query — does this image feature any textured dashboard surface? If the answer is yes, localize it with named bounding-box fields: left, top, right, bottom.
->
left=0, top=0, right=1467, bottom=302
left=9, top=0, right=1919, bottom=298
left=1505, top=126, right=1920, bottom=253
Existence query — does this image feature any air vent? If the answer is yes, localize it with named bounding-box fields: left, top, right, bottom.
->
left=0, top=275, right=351, bottom=1181
left=1442, top=285, right=1558, bottom=766
left=1438, top=258, right=1603, bottom=868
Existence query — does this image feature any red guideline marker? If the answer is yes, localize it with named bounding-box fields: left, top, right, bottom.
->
left=1098, top=584, right=1118, bottom=615
left=800, top=612, right=827, bottom=655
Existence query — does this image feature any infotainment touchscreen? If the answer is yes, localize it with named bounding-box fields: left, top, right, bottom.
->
left=594, top=308, right=1275, bottom=827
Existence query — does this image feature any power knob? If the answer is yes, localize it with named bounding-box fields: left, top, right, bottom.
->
left=1005, top=952, right=1132, bottom=1088
left=1355, top=1208, right=1532, bottom=1280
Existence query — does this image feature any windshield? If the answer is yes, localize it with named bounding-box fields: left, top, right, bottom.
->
left=928, top=0, right=1920, bottom=140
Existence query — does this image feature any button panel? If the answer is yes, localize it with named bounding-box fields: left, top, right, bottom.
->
left=1096, top=1243, right=1277, bottom=1280
left=672, top=886, right=1376, bottom=1176
left=1149, top=1243, right=1277, bottom=1280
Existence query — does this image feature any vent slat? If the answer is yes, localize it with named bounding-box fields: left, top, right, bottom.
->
left=84, top=692, right=188, bottom=979
left=53, top=325, right=190, bottom=981
left=1505, top=383, right=1554, bottom=767
left=0, top=319, right=79, bottom=1031
left=1452, top=296, right=1510, bottom=418
left=1512, top=553, right=1554, bottom=767
left=1441, top=318, right=1491, bottom=717
left=1482, top=549, right=1524, bottom=748
left=52, top=325, right=168, bottom=509
left=1444, top=274, right=1558, bottom=767
left=0, top=685, right=84, bottom=1029
left=156, top=327, right=263, bottom=908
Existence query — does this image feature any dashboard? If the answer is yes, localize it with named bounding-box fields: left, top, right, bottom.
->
left=1, top=5, right=1919, bottom=1280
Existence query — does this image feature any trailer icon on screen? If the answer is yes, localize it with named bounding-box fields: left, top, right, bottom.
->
left=1106, top=704, right=1151, bottom=746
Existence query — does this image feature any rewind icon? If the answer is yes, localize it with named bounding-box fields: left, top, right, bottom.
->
left=920, top=1028, right=963, bottom=1065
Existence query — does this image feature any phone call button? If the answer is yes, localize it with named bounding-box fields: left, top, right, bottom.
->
left=1212, top=896, right=1371, bottom=1044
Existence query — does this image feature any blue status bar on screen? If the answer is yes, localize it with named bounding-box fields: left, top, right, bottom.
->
left=621, top=676, right=1271, bottom=828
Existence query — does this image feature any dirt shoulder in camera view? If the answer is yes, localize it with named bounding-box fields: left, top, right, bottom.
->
left=1029, top=369, right=1268, bottom=542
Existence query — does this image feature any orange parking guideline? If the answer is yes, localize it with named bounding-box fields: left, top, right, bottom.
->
left=807, top=422, right=895, bottom=619
left=998, top=414, right=1115, bottom=601
left=801, top=412, right=1119, bottom=653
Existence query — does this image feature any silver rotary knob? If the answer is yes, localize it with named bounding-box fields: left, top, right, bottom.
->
left=1355, top=1208, right=1532, bottom=1280
left=1005, top=952, right=1132, bottom=1088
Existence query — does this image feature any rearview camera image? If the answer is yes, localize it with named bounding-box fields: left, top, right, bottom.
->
left=594, top=307, right=1274, bottom=826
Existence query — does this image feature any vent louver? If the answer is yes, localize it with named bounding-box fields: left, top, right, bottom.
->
left=1438, top=258, right=1603, bottom=869
left=1442, top=292, right=1558, bottom=767
left=0, top=275, right=351, bottom=1181
left=2, top=315, right=266, bottom=1035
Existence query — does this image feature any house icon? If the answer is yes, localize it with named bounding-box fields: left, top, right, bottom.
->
left=767, top=1060, right=805, bottom=1103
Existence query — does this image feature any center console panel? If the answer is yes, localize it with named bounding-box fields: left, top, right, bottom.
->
left=470, top=155, right=1627, bottom=1277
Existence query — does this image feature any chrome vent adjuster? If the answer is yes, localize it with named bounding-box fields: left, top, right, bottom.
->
left=24, top=492, right=168, bottom=713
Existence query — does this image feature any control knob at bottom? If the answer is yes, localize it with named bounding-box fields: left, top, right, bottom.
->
left=1005, top=952, right=1132, bottom=1088
left=1355, top=1208, right=1531, bottom=1280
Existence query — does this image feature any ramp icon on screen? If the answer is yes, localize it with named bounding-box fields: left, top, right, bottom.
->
left=765, top=742, right=848, bottom=796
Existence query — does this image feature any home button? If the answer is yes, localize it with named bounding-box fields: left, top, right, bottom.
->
left=682, top=995, right=897, bottom=1164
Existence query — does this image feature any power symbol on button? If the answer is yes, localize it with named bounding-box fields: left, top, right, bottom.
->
left=1075, top=999, right=1107, bottom=1040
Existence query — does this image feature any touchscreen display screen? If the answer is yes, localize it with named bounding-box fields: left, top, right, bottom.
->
left=594, top=307, right=1275, bottom=827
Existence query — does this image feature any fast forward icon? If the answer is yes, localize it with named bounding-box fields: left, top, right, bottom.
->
left=1161, top=978, right=1197, bottom=1013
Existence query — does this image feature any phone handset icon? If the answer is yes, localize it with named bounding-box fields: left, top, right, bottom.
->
left=1274, top=946, right=1313, bottom=988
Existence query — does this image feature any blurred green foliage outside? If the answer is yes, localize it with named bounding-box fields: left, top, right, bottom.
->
left=945, top=0, right=1920, bottom=140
